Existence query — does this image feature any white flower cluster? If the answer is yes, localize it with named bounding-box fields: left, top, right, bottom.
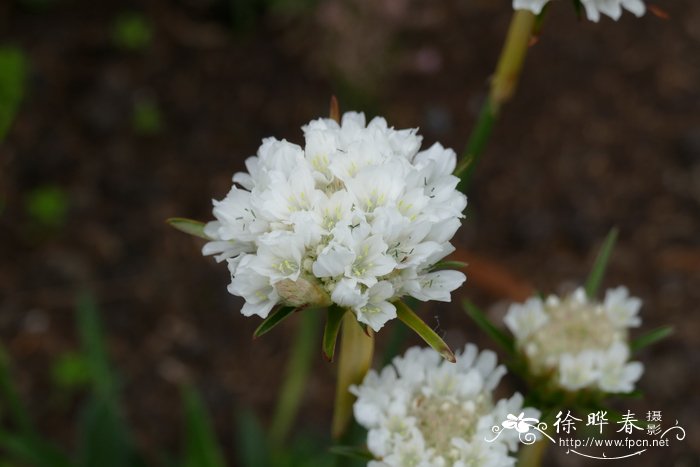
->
left=504, top=287, right=644, bottom=393
left=351, top=345, right=537, bottom=467
left=513, top=0, right=645, bottom=22
left=203, top=112, right=467, bottom=331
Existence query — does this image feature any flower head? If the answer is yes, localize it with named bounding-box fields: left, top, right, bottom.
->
left=504, top=287, right=644, bottom=393
left=203, top=112, right=467, bottom=331
left=513, top=0, right=646, bottom=22
left=351, top=345, right=538, bottom=466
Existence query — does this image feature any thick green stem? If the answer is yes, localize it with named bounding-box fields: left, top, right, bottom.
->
left=269, top=310, right=320, bottom=446
left=331, top=312, right=374, bottom=439
left=490, top=10, right=537, bottom=108
left=455, top=10, right=538, bottom=187
left=454, top=97, right=497, bottom=188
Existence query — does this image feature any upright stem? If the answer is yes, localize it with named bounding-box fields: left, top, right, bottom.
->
left=269, top=310, right=320, bottom=446
left=518, top=409, right=556, bottom=467
left=517, top=439, right=549, bottom=467
left=490, top=10, right=537, bottom=109
left=331, top=312, right=374, bottom=439
left=455, top=10, right=537, bottom=188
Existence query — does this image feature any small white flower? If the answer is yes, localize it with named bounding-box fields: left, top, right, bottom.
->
left=403, top=270, right=467, bottom=303
left=352, top=345, right=538, bottom=466
left=203, top=112, right=467, bottom=330
left=504, top=287, right=644, bottom=393
left=227, top=255, right=279, bottom=318
left=252, top=231, right=306, bottom=284
left=354, top=281, right=397, bottom=332
left=513, top=0, right=646, bottom=22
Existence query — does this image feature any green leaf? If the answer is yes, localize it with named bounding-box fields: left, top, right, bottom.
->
left=269, top=310, right=320, bottom=445
left=182, top=387, right=226, bottom=467
left=328, top=445, right=374, bottom=461
left=234, top=408, right=269, bottom=467
left=429, top=260, right=468, bottom=272
left=0, top=348, right=34, bottom=436
left=132, top=97, right=162, bottom=135
left=0, top=46, right=25, bottom=142
left=78, top=397, right=132, bottom=467
left=322, top=306, right=346, bottom=361
left=572, top=0, right=584, bottom=19
left=631, top=326, right=673, bottom=353
left=0, top=350, right=75, bottom=467
left=52, top=351, right=91, bottom=390
left=166, top=218, right=210, bottom=239
left=75, top=293, right=138, bottom=467
left=463, top=300, right=515, bottom=354
left=253, top=306, right=296, bottom=339
left=585, top=227, right=618, bottom=299
left=77, top=292, right=116, bottom=400
left=25, top=186, right=68, bottom=228
left=0, top=429, right=74, bottom=467
left=394, top=301, right=455, bottom=363
left=612, top=389, right=643, bottom=399
left=112, top=12, right=152, bottom=51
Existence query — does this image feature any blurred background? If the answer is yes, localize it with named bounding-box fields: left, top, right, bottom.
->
left=1, top=0, right=699, bottom=465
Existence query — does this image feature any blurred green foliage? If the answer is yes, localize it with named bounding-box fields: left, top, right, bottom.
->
left=51, top=351, right=91, bottom=390
left=0, top=293, right=368, bottom=466
left=228, top=0, right=318, bottom=32
left=182, top=387, right=226, bottom=467
left=25, top=185, right=68, bottom=228
left=112, top=13, right=152, bottom=51
left=0, top=46, right=26, bottom=142
left=132, top=97, right=163, bottom=135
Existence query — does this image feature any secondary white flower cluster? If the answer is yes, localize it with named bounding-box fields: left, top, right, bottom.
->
left=351, top=345, right=537, bottom=467
left=203, top=112, right=467, bottom=331
left=504, top=287, right=644, bottom=393
left=513, top=0, right=645, bottom=22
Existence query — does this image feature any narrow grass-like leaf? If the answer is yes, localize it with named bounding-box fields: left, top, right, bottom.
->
left=269, top=310, right=320, bottom=445
left=0, top=350, right=75, bottom=467
left=572, top=0, right=584, bottom=19
left=429, top=260, right=468, bottom=271
left=0, top=430, right=74, bottom=467
left=585, top=228, right=618, bottom=299
left=463, top=300, right=515, bottom=354
left=394, top=301, right=455, bottom=363
left=253, top=306, right=296, bottom=339
left=166, top=218, right=210, bottom=239
left=234, top=408, right=270, bottom=467
left=0, top=348, right=34, bottom=436
left=76, top=293, right=136, bottom=467
left=322, top=306, right=346, bottom=361
left=78, top=397, right=132, bottom=467
left=612, top=390, right=643, bottom=399
left=0, top=47, right=25, bottom=141
left=77, top=292, right=116, bottom=401
left=182, top=387, right=226, bottom=467
left=328, top=445, right=374, bottom=461
left=631, top=326, right=673, bottom=353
